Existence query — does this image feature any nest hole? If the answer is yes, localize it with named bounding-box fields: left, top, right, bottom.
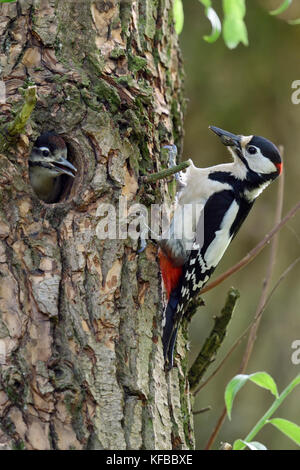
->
left=58, top=135, right=82, bottom=204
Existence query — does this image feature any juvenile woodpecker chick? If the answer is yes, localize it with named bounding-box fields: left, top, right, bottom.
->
left=29, top=132, right=77, bottom=203
left=161, top=126, right=282, bottom=369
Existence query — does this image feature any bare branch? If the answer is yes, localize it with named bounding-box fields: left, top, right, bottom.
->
left=188, top=288, right=240, bottom=393
left=0, top=85, right=37, bottom=153
left=141, top=160, right=190, bottom=183
left=7, top=86, right=37, bottom=137
left=193, top=406, right=212, bottom=415
left=204, top=407, right=227, bottom=450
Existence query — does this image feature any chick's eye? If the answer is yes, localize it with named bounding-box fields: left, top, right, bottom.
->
left=42, top=148, right=50, bottom=157
left=247, top=146, right=257, bottom=155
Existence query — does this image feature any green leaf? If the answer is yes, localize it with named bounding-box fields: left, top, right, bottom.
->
left=268, top=418, right=300, bottom=446
left=233, top=439, right=267, bottom=450
left=203, top=7, right=222, bottom=43
left=0, top=0, right=17, bottom=2
left=248, top=371, right=279, bottom=398
left=199, top=0, right=221, bottom=43
left=225, top=372, right=278, bottom=420
left=222, top=0, right=248, bottom=49
left=223, top=0, right=246, bottom=17
left=269, top=0, right=300, bottom=24
left=173, top=0, right=184, bottom=35
left=270, top=0, right=293, bottom=16
left=225, top=374, right=250, bottom=420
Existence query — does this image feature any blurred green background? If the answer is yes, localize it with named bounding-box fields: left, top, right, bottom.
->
left=179, top=0, right=300, bottom=450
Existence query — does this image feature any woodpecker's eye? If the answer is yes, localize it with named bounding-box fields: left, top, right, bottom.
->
left=247, top=146, right=257, bottom=155
left=39, top=147, right=50, bottom=157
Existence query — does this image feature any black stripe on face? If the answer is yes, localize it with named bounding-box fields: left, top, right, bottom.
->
left=28, top=161, right=53, bottom=170
left=235, top=147, right=252, bottom=172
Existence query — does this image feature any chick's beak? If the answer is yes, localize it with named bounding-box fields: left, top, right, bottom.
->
left=51, top=156, right=77, bottom=178
left=209, top=125, right=241, bottom=148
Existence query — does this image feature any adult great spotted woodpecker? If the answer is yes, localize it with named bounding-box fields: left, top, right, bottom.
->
left=160, top=126, right=282, bottom=369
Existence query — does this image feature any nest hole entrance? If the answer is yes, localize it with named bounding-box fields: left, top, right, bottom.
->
left=57, top=137, right=81, bottom=203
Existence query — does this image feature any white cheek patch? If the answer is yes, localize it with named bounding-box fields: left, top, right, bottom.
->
left=246, top=150, right=277, bottom=174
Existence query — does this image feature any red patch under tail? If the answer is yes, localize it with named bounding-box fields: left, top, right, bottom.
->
left=158, top=250, right=183, bottom=299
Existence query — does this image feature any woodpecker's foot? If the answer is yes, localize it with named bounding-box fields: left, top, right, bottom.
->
left=138, top=237, right=147, bottom=253
left=163, top=144, right=184, bottom=185
left=163, top=144, right=188, bottom=189
left=163, top=144, right=178, bottom=169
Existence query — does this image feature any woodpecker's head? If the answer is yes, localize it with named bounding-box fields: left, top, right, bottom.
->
left=29, top=132, right=77, bottom=202
left=209, top=126, right=282, bottom=180
left=29, top=132, right=77, bottom=179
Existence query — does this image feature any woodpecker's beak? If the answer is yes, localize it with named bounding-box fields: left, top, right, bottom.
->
left=51, top=156, right=77, bottom=178
left=209, top=126, right=241, bottom=148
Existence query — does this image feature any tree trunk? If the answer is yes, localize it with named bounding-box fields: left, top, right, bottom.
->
left=0, top=0, right=192, bottom=450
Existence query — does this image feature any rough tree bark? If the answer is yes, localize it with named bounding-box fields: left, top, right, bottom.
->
left=0, top=0, right=193, bottom=450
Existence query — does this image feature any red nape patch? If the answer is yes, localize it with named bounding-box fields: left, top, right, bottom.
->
left=276, top=162, right=283, bottom=175
left=158, top=250, right=183, bottom=299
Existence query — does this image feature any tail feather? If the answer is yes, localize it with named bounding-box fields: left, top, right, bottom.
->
left=159, top=249, right=184, bottom=369
left=162, top=289, right=180, bottom=369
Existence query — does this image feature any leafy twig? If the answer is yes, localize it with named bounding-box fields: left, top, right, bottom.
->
left=234, top=374, right=300, bottom=450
